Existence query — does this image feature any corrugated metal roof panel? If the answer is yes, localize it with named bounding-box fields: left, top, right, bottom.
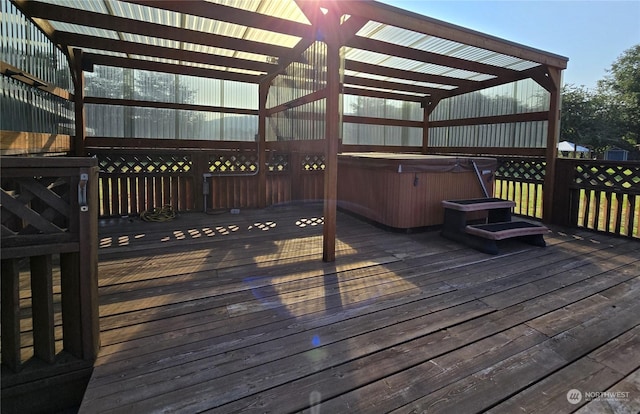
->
left=345, top=84, right=426, bottom=97
left=48, top=21, right=119, bottom=39
left=506, top=61, right=541, bottom=71
left=345, top=71, right=456, bottom=90
left=78, top=48, right=127, bottom=58
left=181, top=61, right=263, bottom=75
left=45, top=0, right=108, bottom=14
left=206, top=0, right=311, bottom=24
left=233, top=51, right=274, bottom=62
left=127, top=55, right=263, bottom=75
left=346, top=48, right=489, bottom=81
left=466, top=73, right=498, bottom=81
left=121, top=33, right=181, bottom=49
left=108, top=0, right=181, bottom=28
left=243, top=28, right=301, bottom=48
left=357, top=20, right=542, bottom=72
left=182, top=43, right=237, bottom=58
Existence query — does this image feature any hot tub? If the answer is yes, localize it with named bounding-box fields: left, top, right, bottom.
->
left=337, top=153, right=497, bottom=229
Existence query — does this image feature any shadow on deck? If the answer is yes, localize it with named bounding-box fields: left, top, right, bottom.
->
left=36, top=204, right=640, bottom=412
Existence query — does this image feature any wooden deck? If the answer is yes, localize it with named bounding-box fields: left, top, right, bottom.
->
left=79, top=204, right=640, bottom=413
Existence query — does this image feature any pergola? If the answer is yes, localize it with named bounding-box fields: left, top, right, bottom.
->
left=5, top=0, right=569, bottom=261
left=9, top=4, right=640, bottom=413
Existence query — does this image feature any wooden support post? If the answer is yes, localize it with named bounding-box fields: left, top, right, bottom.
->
left=322, top=13, right=342, bottom=262
left=422, top=103, right=430, bottom=155
left=421, top=96, right=440, bottom=155
left=72, top=48, right=86, bottom=157
left=543, top=67, right=562, bottom=224
left=77, top=166, right=100, bottom=360
left=1, top=258, right=22, bottom=372
left=291, top=145, right=302, bottom=202
left=258, top=81, right=269, bottom=208
left=193, top=152, right=209, bottom=212
left=551, top=158, right=577, bottom=227
left=60, top=251, right=82, bottom=358
left=30, top=254, right=56, bottom=363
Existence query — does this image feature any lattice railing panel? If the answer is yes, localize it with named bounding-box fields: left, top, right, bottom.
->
left=495, top=158, right=545, bottom=183
left=267, top=152, right=290, bottom=173
left=569, top=161, right=640, bottom=239
left=302, top=154, right=325, bottom=171
left=90, top=151, right=195, bottom=217
left=1, top=158, right=100, bottom=382
left=574, top=163, right=640, bottom=193
left=209, top=153, right=258, bottom=173
left=494, top=157, right=545, bottom=219
left=96, top=153, right=192, bottom=174
left=1, top=176, right=71, bottom=235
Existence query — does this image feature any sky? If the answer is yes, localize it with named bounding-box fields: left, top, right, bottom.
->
left=378, top=0, right=640, bottom=90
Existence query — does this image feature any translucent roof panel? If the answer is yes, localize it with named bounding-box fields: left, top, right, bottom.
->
left=77, top=48, right=128, bottom=58
left=120, top=34, right=182, bottom=50
left=106, top=1, right=303, bottom=48
left=48, top=21, right=120, bottom=39
left=45, top=0, right=109, bottom=13
left=356, top=21, right=542, bottom=72
left=48, top=0, right=302, bottom=49
left=345, top=84, right=427, bottom=98
left=205, top=0, right=311, bottom=25
left=344, top=48, right=495, bottom=82
left=27, top=0, right=566, bottom=101
left=107, top=0, right=182, bottom=28
left=121, top=34, right=273, bottom=63
left=344, top=70, right=457, bottom=91
left=180, top=62, right=264, bottom=76
left=127, top=55, right=264, bottom=76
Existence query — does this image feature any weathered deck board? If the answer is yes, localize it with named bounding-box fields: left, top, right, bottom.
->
left=75, top=205, right=639, bottom=413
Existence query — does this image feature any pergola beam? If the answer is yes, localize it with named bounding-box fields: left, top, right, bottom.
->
left=84, top=97, right=259, bottom=116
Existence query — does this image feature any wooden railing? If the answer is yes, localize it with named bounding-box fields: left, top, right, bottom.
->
left=1, top=157, right=99, bottom=413
left=90, top=145, right=325, bottom=217
left=89, top=149, right=197, bottom=217
left=495, top=157, right=639, bottom=239
left=554, top=159, right=639, bottom=238
left=88, top=147, right=638, bottom=239
left=494, top=157, right=545, bottom=219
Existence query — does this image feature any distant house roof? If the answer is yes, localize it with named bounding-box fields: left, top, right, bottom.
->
left=558, top=141, right=589, bottom=152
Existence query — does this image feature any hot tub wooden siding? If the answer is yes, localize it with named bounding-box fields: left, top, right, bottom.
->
left=337, top=153, right=497, bottom=229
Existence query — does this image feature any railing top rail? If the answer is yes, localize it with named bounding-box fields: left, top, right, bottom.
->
left=1, top=156, right=98, bottom=169
left=557, top=158, right=640, bottom=167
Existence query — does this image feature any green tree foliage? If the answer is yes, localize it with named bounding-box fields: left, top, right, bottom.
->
left=597, top=44, right=640, bottom=150
left=561, top=45, right=639, bottom=158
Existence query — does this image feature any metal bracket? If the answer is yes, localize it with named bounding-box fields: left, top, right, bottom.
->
left=78, top=173, right=89, bottom=212
left=470, top=160, right=489, bottom=198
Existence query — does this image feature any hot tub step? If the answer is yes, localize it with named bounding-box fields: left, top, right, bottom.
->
left=465, top=221, right=548, bottom=241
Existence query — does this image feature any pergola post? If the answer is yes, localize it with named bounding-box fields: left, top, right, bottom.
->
left=72, top=48, right=86, bottom=157
left=422, top=104, right=429, bottom=155
left=542, top=67, right=562, bottom=223
left=258, top=81, right=269, bottom=208
left=322, top=12, right=342, bottom=262
left=421, top=96, right=441, bottom=154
